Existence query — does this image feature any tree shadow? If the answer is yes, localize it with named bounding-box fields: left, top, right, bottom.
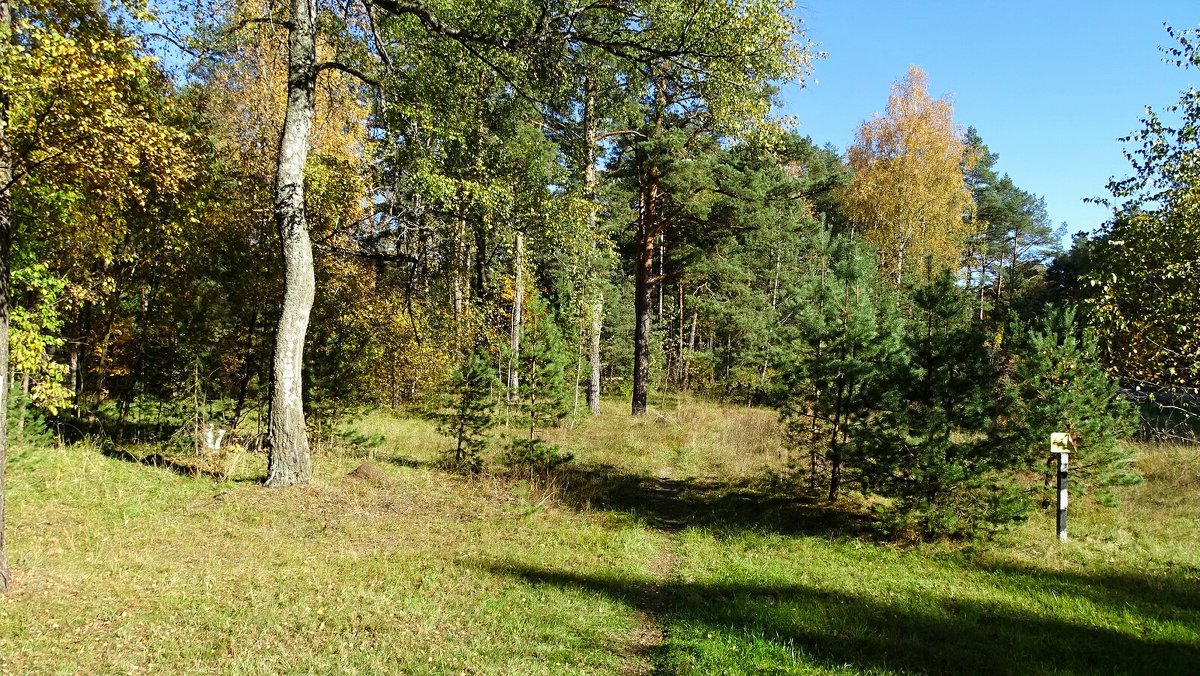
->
left=967, top=559, right=1200, bottom=625
left=99, top=446, right=254, bottom=483
left=548, top=462, right=871, bottom=539
left=486, top=561, right=1200, bottom=675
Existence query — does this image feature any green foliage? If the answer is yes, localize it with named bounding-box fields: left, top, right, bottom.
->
left=999, top=308, right=1139, bottom=503
left=774, top=233, right=903, bottom=500
left=1087, top=25, right=1200, bottom=425
left=8, top=263, right=71, bottom=413
left=853, top=268, right=1019, bottom=539
left=433, top=348, right=500, bottom=473
left=506, top=297, right=572, bottom=471
left=6, top=384, right=58, bottom=447
left=962, top=129, right=1060, bottom=326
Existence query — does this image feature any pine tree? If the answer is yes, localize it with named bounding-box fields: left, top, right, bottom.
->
left=774, top=233, right=903, bottom=500
left=434, top=347, right=500, bottom=473
left=999, top=308, right=1138, bottom=503
left=854, top=267, right=1018, bottom=539
left=507, top=297, right=572, bottom=471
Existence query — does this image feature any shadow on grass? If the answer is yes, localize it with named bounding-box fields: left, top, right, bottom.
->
left=387, top=456, right=435, bottom=470
left=100, top=447, right=256, bottom=483
left=970, top=560, right=1200, bottom=626
left=488, top=561, right=1200, bottom=675
left=548, top=462, right=869, bottom=538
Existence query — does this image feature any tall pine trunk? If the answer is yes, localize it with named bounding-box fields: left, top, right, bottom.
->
left=0, top=0, right=13, bottom=592
left=632, top=80, right=663, bottom=416
left=583, top=73, right=603, bottom=416
left=265, top=0, right=318, bottom=487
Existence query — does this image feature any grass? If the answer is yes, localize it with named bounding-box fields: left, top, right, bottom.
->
left=2, top=396, right=1198, bottom=674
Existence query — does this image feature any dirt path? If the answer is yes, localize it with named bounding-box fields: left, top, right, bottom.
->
left=618, top=466, right=687, bottom=674
left=618, top=535, right=677, bottom=675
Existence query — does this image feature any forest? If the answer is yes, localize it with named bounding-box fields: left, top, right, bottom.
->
left=0, top=0, right=1198, bottom=672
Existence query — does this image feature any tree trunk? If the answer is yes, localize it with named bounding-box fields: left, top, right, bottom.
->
left=0, top=0, right=13, bottom=591
left=508, top=231, right=524, bottom=399
left=230, top=308, right=259, bottom=429
left=265, top=0, right=318, bottom=487
left=632, top=79, right=663, bottom=416
left=588, top=295, right=602, bottom=414
left=582, top=74, right=603, bottom=416
left=656, top=236, right=664, bottom=320
left=632, top=165, right=657, bottom=415
left=68, top=344, right=79, bottom=417
left=452, top=199, right=466, bottom=345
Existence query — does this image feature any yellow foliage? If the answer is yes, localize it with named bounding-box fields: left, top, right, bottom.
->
left=842, top=66, right=975, bottom=283
left=204, top=0, right=372, bottom=173
left=6, top=8, right=195, bottom=205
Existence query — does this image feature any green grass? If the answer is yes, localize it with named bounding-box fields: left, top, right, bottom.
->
left=2, top=398, right=1198, bottom=674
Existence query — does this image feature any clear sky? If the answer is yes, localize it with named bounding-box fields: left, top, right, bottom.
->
left=779, top=2, right=1199, bottom=238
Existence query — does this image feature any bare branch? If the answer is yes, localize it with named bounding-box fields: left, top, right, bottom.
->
left=227, top=16, right=294, bottom=33
left=315, top=61, right=380, bottom=88
left=593, top=129, right=645, bottom=142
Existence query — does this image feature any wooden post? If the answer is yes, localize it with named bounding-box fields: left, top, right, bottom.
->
left=1050, top=432, right=1074, bottom=542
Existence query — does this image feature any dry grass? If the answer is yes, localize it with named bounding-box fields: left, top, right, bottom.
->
left=2, top=398, right=1197, bottom=674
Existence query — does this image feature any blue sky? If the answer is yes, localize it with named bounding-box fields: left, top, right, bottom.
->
left=779, top=2, right=1199, bottom=239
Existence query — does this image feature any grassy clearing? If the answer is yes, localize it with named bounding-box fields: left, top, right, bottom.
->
left=2, top=397, right=1198, bottom=674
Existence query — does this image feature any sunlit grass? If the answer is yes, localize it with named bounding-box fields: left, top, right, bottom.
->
left=2, top=397, right=1197, bottom=674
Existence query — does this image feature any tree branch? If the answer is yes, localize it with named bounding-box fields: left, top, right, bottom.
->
left=315, top=61, right=381, bottom=88
left=227, top=16, right=294, bottom=33
left=369, top=0, right=530, bottom=49
left=593, top=129, right=645, bottom=142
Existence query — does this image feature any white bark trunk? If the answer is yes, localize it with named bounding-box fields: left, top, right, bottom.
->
left=508, top=231, right=524, bottom=399
left=0, top=0, right=12, bottom=592
left=265, top=0, right=317, bottom=487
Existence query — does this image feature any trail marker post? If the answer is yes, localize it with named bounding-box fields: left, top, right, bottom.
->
left=1050, top=433, right=1075, bottom=542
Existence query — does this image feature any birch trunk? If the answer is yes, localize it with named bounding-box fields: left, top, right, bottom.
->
left=508, top=231, right=524, bottom=399
left=0, top=0, right=12, bottom=591
left=588, top=294, right=602, bottom=415
left=265, top=0, right=318, bottom=487
left=583, top=73, right=603, bottom=416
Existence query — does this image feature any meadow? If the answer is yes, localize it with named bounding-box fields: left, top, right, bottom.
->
left=1, top=398, right=1197, bottom=674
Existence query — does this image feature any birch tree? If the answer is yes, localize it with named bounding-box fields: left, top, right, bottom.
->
left=843, top=66, right=974, bottom=284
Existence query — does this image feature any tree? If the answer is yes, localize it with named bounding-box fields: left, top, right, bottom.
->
left=1087, top=25, right=1200, bottom=423
left=506, top=295, right=571, bottom=471
left=677, top=133, right=842, bottom=401
left=775, top=233, right=903, bottom=500
left=998, top=308, right=1137, bottom=503
left=253, top=0, right=819, bottom=479
left=1, top=0, right=11, bottom=593
left=0, top=0, right=194, bottom=592
left=434, top=347, right=499, bottom=472
left=843, top=66, right=975, bottom=284
left=618, top=0, right=815, bottom=415
left=853, top=268, right=1013, bottom=539
left=961, top=129, right=1059, bottom=325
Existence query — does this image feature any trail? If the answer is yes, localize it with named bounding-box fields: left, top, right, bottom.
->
left=618, top=466, right=684, bottom=675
